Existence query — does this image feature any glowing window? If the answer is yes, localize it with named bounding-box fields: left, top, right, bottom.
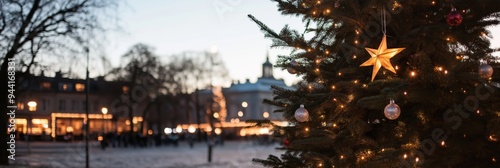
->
left=41, top=82, right=51, bottom=89
left=75, top=83, right=85, bottom=92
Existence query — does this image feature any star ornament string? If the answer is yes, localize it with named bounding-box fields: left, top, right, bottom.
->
left=360, top=7, right=405, bottom=81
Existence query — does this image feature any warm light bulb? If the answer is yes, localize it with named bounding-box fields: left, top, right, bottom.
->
left=441, top=141, right=445, bottom=146
left=354, top=40, right=358, bottom=44
left=411, top=71, right=416, bottom=77
left=403, top=154, right=407, bottom=159
left=325, top=50, right=329, bottom=54
left=331, top=85, right=336, bottom=90
left=324, top=9, right=331, bottom=14
left=416, top=157, right=420, bottom=162
left=340, top=155, right=344, bottom=159
left=404, top=91, right=407, bottom=95
left=312, top=11, right=317, bottom=15
left=305, top=127, right=309, bottom=132
left=338, top=72, right=342, bottom=76
left=431, top=1, right=435, bottom=5
left=353, top=55, right=357, bottom=59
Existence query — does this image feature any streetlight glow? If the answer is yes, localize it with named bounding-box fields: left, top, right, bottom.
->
left=28, top=101, right=37, bottom=111
left=164, top=127, right=172, bottom=134
left=101, top=107, right=108, bottom=114
left=188, top=125, right=196, bottom=133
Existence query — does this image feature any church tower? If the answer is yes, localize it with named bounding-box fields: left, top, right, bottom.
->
left=262, top=51, right=274, bottom=79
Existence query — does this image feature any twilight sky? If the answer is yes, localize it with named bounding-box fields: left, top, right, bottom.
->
left=103, top=1, right=500, bottom=87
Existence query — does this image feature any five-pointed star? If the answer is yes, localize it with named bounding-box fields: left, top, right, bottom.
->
left=360, top=34, right=405, bottom=81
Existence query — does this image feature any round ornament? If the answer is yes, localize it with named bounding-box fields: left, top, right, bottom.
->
left=384, top=99, right=401, bottom=120
left=283, top=139, right=290, bottom=147
left=447, top=8, right=463, bottom=26
left=294, top=104, right=309, bottom=122
left=287, top=60, right=299, bottom=74
left=478, top=64, right=494, bottom=79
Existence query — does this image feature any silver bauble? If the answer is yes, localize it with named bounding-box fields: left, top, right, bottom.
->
left=478, top=64, right=494, bottom=79
left=294, top=104, right=309, bottom=122
left=384, top=99, right=401, bottom=120
left=287, top=61, right=299, bottom=74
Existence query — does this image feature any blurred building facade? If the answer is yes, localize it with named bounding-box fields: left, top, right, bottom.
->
left=15, top=71, right=146, bottom=141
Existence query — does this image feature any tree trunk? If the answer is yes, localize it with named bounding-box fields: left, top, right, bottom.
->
left=139, top=101, right=153, bottom=134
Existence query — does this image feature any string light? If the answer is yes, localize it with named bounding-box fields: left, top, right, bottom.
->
left=353, top=55, right=357, bottom=59
left=324, top=9, right=331, bottom=14
left=404, top=91, right=407, bottom=95
left=314, top=68, right=320, bottom=73
left=331, top=85, right=336, bottom=90
left=318, top=163, right=323, bottom=167
left=395, top=65, right=399, bottom=70
left=444, top=70, right=448, bottom=74
left=316, top=0, right=321, bottom=4
left=315, top=59, right=321, bottom=64
left=312, top=11, right=317, bottom=15
left=431, top=1, right=435, bottom=5
left=333, top=98, right=337, bottom=101
left=416, top=157, right=420, bottom=162
left=441, top=141, right=445, bottom=146
left=362, top=84, right=367, bottom=88
left=489, top=135, right=498, bottom=142
left=355, top=30, right=360, bottom=35
left=340, top=155, right=344, bottom=159
left=476, top=110, right=480, bottom=114
left=333, top=123, right=337, bottom=127
left=403, top=154, right=408, bottom=159
left=338, top=72, right=342, bottom=76
left=307, top=48, right=312, bottom=52
left=410, top=71, right=416, bottom=77
left=493, top=157, right=497, bottom=162
left=353, top=80, right=358, bottom=84
left=354, top=40, right=358, bottom=44
left=325, top=50, right=330, bottom=54
left=305, top=127, right=309, bottom=132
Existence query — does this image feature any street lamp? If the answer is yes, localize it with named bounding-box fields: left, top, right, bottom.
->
left=27, top=101, right=37, bottom=154
left=101, top=107, right=108, bottom=134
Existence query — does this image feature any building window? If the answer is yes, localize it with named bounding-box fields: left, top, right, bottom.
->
left=75, top=83, right=85, bottom=92
left=59, top=100, right=66, bottom=111
left=17, top=101, right=24, bottom=110
left=122, top=86, right=129, bottom=94
left=59, top=83, right=73, bottom=91
left=41, top=82, right=51, bottom=90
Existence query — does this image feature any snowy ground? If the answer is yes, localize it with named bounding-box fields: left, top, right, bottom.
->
left=5, top=141, right=283, bottom=168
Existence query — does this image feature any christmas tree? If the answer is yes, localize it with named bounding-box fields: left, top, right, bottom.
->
left=249, top=0, right=500, bottom=167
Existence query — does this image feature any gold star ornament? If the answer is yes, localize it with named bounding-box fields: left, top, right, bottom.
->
left=360, top=34, right=405, bottom=81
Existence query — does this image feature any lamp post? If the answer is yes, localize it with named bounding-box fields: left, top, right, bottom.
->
left=27, top=101, right=37, bottom=155
left=101, top=107, right=108, bottom=134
